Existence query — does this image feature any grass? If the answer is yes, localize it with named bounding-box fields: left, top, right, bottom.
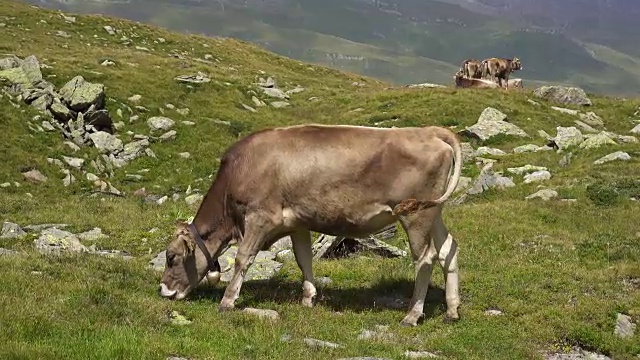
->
left=1, top=1, right=640, bottom=359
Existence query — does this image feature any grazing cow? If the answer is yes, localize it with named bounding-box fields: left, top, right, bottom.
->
left=460, top=58, right=483, bottom=79
left=481, top=57, right=523, bottom=89
left=158, top=124, right=463, bottom=327
left=453, top=70, right=500, bottom=89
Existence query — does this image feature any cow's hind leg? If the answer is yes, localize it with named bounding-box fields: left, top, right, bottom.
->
left=431, top=212, right=460, bottom=322
left=219, top=213, right=275, bottom=311
left=290, top=229, right=317, bottom=307
left=398, top=208, right=439, bottom=327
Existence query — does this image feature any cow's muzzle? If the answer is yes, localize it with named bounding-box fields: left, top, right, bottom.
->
left=159, top=283, right=186, bottom=300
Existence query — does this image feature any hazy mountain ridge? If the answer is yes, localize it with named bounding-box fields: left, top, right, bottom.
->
left=23, top=0, right=640, bottom=95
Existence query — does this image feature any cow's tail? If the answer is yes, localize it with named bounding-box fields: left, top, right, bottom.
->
left=393, top=129, right=463, bottom=216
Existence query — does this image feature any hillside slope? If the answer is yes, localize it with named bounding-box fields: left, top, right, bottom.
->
left=1, top=2, right=640, bottom=359
left=21, top=0, right=640, bottom=96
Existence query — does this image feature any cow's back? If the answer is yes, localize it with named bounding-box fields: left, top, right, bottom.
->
left=225, top=125, right=454, bottom=236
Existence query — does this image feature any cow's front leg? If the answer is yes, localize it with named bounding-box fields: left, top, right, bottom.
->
left=290, top=230, right=316, bottom=307
left=218, top=213, right=273, bottom=311
left=432, top=214, right=460, bottom=322
left=219, top=248, right=257, bottom=311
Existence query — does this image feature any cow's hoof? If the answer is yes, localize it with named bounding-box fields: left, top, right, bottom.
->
left=443, top=313, right=460, bottom=324
left=218, top=304, right=235, bottom=312
left=399, top=317, right=418, bottom=327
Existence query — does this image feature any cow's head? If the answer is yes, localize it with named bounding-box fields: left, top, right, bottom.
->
left=512, top=57, right=522, bottom=70
left=159, top=220, right=223, bottom=300
left=454, top=70, right=464, bottom=78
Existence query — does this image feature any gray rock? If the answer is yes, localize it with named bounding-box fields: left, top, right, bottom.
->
left=257, top=77, right=276, bottom=88
left=559, top=153, right=573, bottom=167
left=251, top=96, right=266, bottom=107
left=525, top=189, right=558, bottom=201
left=58, top=75, right=105, bottom=112
left=242, top=103, right=257, bottom=113
left=176, top=108, right=190, bottom=116
left=103, top=25, right=116, bottom=35
left=34, top=228, right=88, bottom=254
left=543, top=347, right=611, bottom=360
left=1, top=222, right=26, bottom=239
left=404, top=350, right=438, bottom=358
left=62, top=155, right=84, bottom=169
left=594, top=151, right=631, bottom=165
left=357, top=325, right=395, bottom=341
left=160, top=130, right=177, bottom=141
left=533, top=85, right=592, bottom=106
left=303, top=338, right=343, bottom=349
left=179, top=152, right=190, bottom=159
left=579, top=132, right=616, bottom=149
left=467, top=163, right=515, bottom=195
left=551, top=106, right=579, bottom=115
left=579, top=112, right=604, bottom=127
left=22, top=169, right=48, bottom=183
left=217, top=246, right=282, bottom=282
left=513, top=144, right=540, bottom=153
left=128, top=94, right=142, bottom=103
left=77, top=227, right=108, bottom=242
left=460, top=142, right=475, bottom=163
left=550, top=126, right=584, bottom=150
left=0, top=248, right=18, bottom=256
left=149, top=250, right=166, bottom=271
left=89, top=131, right=123, bottom=154
left=614, top=313, right=636, bottom=338
left=484, top=309, right=504, bottom=316
left=286, top=85, right=306, bottom=94
left=454, top=176, right=472, bottom=193
left=507, top=164, right=548, bottom=175
left=185, top=194, right=204, bottom=207
left=574, top=120, right=598, bottom=133
left=475, top=146, right=506, bottom=156
left=270, top=101, right=290, bottom=108
left=270, top=236, right=292, bottom=252
left=242, top=308, right=280, bottom=321
left=523, top=170, right=551, bottom=184
left=460, top=107, right=529, bottom=141
left=50, top=101, right=73, bottom=121
left=175, top=72, right=210, bottom=84
left=147, top=116, right=175, bottom=131
left=631, top=124, right=640, bottom=134
left=312, top=233, right=406, bottom=259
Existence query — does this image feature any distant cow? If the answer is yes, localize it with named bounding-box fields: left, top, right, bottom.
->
left=460, top=59, right=483, bottom=79
left=453, top=70, right=500, bottom=89
left=481, top=57, right=523, bottom=89
left=158, top=124, right=463, bottom=327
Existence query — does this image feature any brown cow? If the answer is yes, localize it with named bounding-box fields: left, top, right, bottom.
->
left=460, top=58, right=483, bottom=79
left=453, top=70, right=500, bottom=89
left=481, top=57, right=523, bottom=89
left=158, top=124, right=463, bottom=327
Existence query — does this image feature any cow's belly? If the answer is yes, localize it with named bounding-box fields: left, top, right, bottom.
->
left=282, top=203, right=398, bottom=238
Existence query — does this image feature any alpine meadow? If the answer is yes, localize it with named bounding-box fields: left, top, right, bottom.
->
left=0, top=1, right=639, bottom=360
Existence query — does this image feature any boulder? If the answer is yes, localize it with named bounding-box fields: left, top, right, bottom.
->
left=459, top=107, right=529, bottom=141
left=533, top=85, right=592, bottom=106
left=58, top=75, right=105, bottom=112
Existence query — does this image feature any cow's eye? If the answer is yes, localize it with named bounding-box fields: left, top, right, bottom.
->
left=167, top=253, right=176, bottom=266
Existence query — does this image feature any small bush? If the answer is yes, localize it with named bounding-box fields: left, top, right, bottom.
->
left=586, top=181, right=621, bottom=206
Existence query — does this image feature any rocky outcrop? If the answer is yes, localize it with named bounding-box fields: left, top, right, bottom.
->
left=459, top=107, right=529, bottom=141
left=533, top=85, right=592, bottom=106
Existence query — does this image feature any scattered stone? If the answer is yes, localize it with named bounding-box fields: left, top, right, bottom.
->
left=559, top=152, right=573, bottom=167
left=62, top=155, right=84, bottom=169
left=149, top=250, right=166, bottom=271
left=475, top=146, right=506, bottom=156
left=550, top=126, right=584, bottom=150
left=175, top=72, right=210, bottom=84
left=168, top=310, right=192, bottom=326
left=405, top=83, right=446, bottom=89
left=181, top=121, right=195, bottom=126
left=579, top=132, right=616, bottom=149
left=303, top=338, right=343, bottom=349
left=533, top=85, right=592, bottom=106
left=176, top=108, right=189, bottom=116
left=159, top=130, right=177, bottom=141
left=103, top=25, right=115, bottom=35
left=513, top=144, right=540, bottom=153
left=614, top=313, right=636, bottom=338
left=22, top=169, right=47, bottom=183
left=312, top=232, right=406, bottom=260
left=34, top=228, right=88, bottom=254
left=594, top=151, right=631, bottom=165
left=454, top=176, right=472, bottom=193
left=128, top=94, right=142, bottom=103
left=1, top=222, right=26, bottom=239
left=0, top=248, right=17, bottom=256
left=251, top=96, right=266, bottom=107
left=404, top=351, right=438, bottom=358
left=217, top=246, right=282, bottom=282
left=579, top=112, right=604, bottom=127
left=574, top=120, right=598, bottom=133
left=523, top=170, right=551, bottom=184
left=466, top=162, right=515, bottom=195
left=242, top=103, right=257, bottom=113
left=525, top=189, right=558, bottom=201
left=89, top=131, right=123, bottom=154
left=631, top=124, right=640, bottom=134
left=357, top=325, right=395, bottom=342
left=543, top=346, right=611, bottom=360
left=77, top=227, right=108, bottom=242
left=485, top=309, right=504, bottom=316
left=507, top=164, right=548, bottom=175
left=185, top=194, right=204, bottom=207
left=58, top=75, right=105, bottom=112
left=179, top=152, right=190, bottom=159
left=286, top=85, right=306, bottom=94
left=459, top=107, right=529, bottom=141
left=551, top=106, right=579, bottom=115
left=271, top=101, right=290, bottom=108
left=242, top=308, right=280, bottom=321
left=257, top=77, right=276, bottom=88
left=147, top=116, right=175, bottom=131
left=100, top=60, right=115, bottom=66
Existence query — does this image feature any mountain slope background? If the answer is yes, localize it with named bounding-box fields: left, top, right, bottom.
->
left=22, top=0, right=640, bottom=96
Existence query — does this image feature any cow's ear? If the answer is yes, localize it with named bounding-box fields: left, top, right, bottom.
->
left=183, top=235, right=196, bottom=254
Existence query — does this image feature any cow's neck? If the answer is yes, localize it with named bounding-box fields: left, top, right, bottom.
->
left=191, top=172, right=234, bottom=256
